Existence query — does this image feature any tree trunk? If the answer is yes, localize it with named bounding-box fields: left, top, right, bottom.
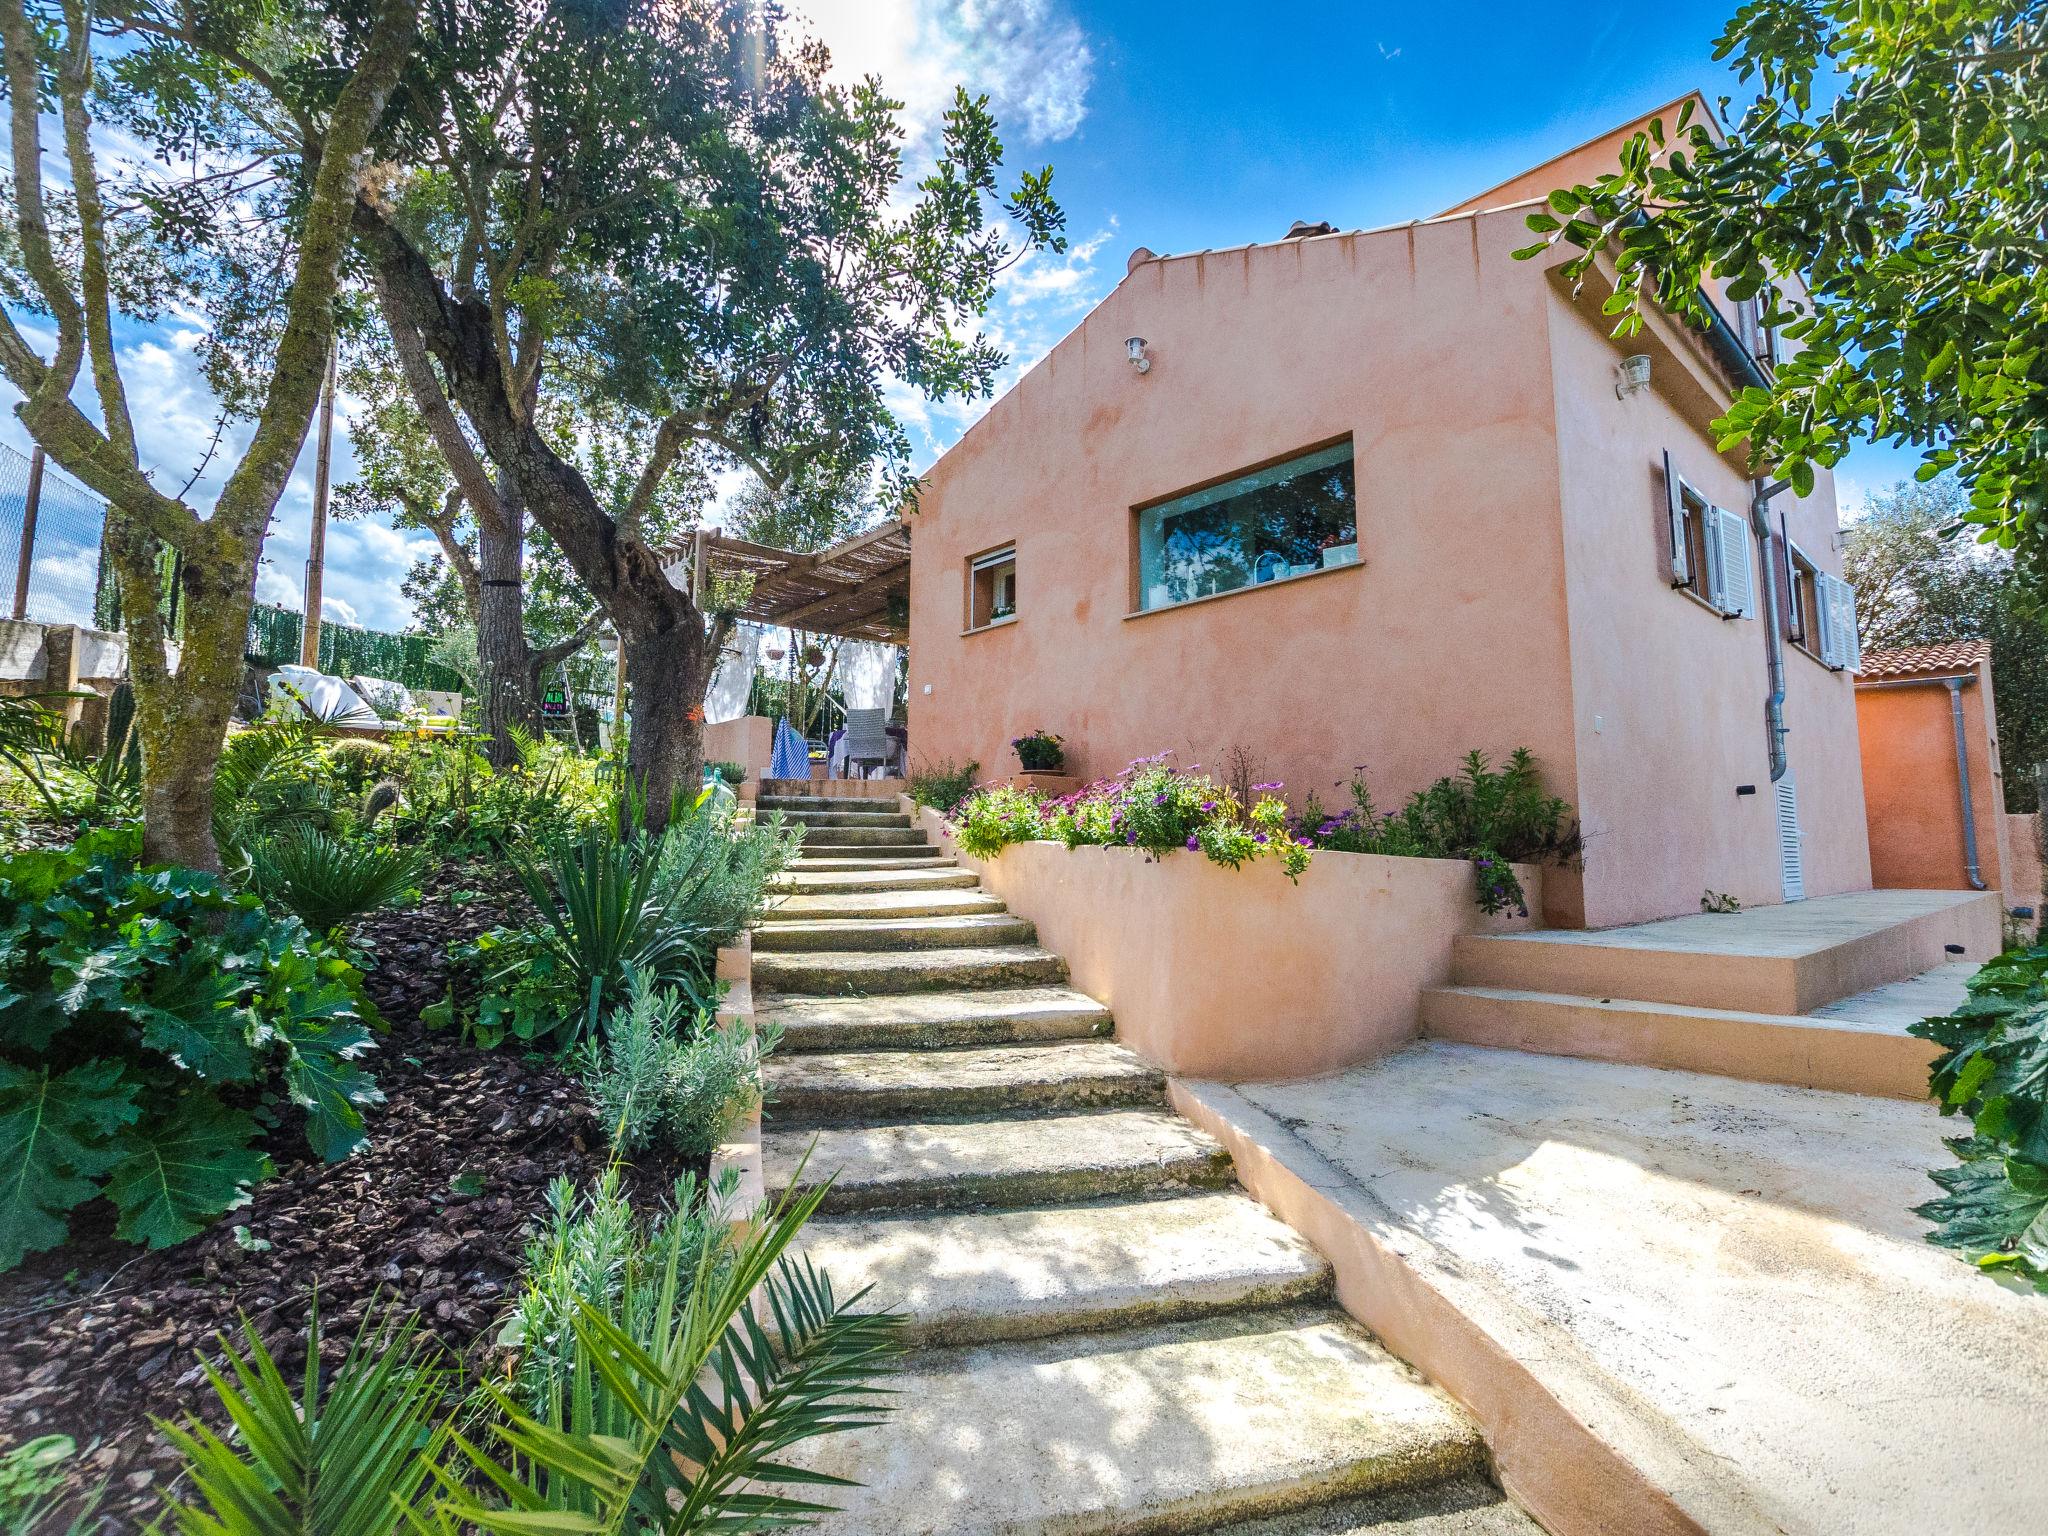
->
left=107, top=515, right=254, bottom=872
left=621, top=618, right=712, bottom=832
left=475, top=477, right=541, bottom=766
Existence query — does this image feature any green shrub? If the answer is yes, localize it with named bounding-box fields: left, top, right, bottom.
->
left=0, top=831, right=381, bottom=1270
left=1912, top=945, right=2048, bottom=1292
left=706, top=759, right=747, bottom=785
left=907, top=757, right=980, bottom=814
left=383, top=736, right=608, bottom=859
left=246, top=827, right=425, bottom=936
left=953, top=785, right=1048, bottom=859
left=580, top=974, right=778, bottom=1161
left=1300, top=749, right=1578, bottom=915
left=156, top=1170, right=900, bottom=1534
left=454, top=799, right=798, bottom=1051
left=0, top=1433, right=99, bottom=1534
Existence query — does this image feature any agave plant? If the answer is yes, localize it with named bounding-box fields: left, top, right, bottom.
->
left=247, top=827, right=426, bottom=935
left=153, top=1163, right=900, bottom=1536
left=510, top=826, right=704, bottom=1042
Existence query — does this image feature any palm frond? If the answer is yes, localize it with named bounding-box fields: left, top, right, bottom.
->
left=247, top=827, right=426, bottom=934
left=152, top=1304, right=450, bottom=1536
left=442, top=1158, right=901, bottom=1536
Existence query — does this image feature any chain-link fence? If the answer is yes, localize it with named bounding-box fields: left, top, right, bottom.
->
left=0, top=441, right=109, bottom=627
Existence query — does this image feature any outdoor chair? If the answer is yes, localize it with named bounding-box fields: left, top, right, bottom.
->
left=842, top=707, right=896, bottom=778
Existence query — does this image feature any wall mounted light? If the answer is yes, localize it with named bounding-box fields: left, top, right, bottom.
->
left=1615, top=353, right=1652, bottom=399
left=1126, top=336, right=1151, bottom=375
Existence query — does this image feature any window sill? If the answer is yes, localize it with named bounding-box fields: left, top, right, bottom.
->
left=1125, top=557, right=1362, bottom=622
left=1671, top=582, right=1739, bottom=621
left=962, top=614, right=1018, bottom=637
left=1791, top=640, right=1830, bottom=668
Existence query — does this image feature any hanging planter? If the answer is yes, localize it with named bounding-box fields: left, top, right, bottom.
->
left=801, top=643, right=826, bottom=668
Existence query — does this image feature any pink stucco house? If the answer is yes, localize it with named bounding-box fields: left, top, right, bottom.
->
left=905, top=96, right=1870, bottom=929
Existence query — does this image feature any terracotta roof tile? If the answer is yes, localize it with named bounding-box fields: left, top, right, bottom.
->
left=1858, top=640, right=1992, bottom=679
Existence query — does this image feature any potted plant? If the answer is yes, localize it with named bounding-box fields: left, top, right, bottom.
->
left=1012, top=730, right=1065, bottom=774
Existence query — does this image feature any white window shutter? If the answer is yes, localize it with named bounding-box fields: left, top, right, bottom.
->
left=1712, top=507, right=1754, bottom=618
left=1663, top=451, right=1690, bottom=585
left=1826, top=575, right=1861, bottom=672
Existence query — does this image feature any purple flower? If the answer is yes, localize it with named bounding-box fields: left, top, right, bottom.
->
left=1254, top=832, right=1268, bottom=844
left=1318, top=820, right=1338, bottom=835
left=1254, top=781, right=1283, bottom=792
left=1154, top=792, right=1168, bottom=805
left=1200, top=800, right=1217, bottom=812
left=1185, top=834, right=1200, bottom=850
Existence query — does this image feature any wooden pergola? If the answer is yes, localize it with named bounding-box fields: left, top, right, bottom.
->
left=673, top=521, right=911, bottom=643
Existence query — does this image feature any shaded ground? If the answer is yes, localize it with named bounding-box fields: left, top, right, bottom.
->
left=0, top=861, right=677, bottom=1531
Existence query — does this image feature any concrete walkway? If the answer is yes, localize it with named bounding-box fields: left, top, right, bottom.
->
left=749, top=792, right=1539, bottom=1534
left=1205, top=1042, right=2048, bottom=1536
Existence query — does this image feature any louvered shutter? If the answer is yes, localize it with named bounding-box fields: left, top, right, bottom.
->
left=1663, top=451, right=1690, bottom=586
left=1815, top=574, right=1860, bottom=671
left=1835, top=578, right=1862, bottom=672
left=1776, top=776, right=1805, bottom=901
left=1712, top=507, right=1754, bottom=618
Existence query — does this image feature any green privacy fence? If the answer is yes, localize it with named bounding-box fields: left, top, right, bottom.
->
left=246, top=603, right=466, bottom=694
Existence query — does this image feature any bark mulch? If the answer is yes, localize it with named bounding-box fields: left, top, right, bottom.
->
left=0, top=859, right=674, bottom=1532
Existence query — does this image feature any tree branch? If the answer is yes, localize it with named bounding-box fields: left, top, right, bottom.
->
left=378, top=289, right=512, bottom=537
left=534, top=606, right=608, bottom=669
left=0, top=0, right=86, bottom=411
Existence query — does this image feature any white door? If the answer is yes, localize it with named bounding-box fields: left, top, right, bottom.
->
left=1776, top=774, right=1805, bottom=902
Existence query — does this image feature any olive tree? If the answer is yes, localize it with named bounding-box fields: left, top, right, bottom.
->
left=1519, top=1, right=2048, bottom=576
left=0, top=0, right=420, bottom=867
left=352, top=0, right=1063, bottom=825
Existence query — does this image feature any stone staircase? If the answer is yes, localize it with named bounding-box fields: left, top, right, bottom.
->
left=752, top=791, right=1539, bottom=1536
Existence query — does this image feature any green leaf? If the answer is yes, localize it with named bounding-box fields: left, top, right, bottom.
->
left=104, top=1095, right=270, bottom=1250
left=281, top=1017, right=383, bottom=1162
left=0, top=1060, right=140, bottom=1271
left=133, top=960, right=258, bottom=1082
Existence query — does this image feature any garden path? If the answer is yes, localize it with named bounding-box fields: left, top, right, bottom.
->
left=747, top=790, right=1538, bottom=1534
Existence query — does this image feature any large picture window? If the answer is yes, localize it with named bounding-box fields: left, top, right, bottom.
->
left=1134, top=442, right=1357, bottom=613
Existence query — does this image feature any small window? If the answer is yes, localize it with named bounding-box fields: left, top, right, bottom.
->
left=1134, top=441, right=1357, bottom=613
left=967, top=545, right=1016, bottom=631
left=1662, top=450, right=1751, bottom=618
left=1787, top=542, right=1822, bottom=656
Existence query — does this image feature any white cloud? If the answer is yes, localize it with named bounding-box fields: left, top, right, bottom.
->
left=320, top=593, right=360, bottom=626
left=789, top=0, right=1093, bottom=150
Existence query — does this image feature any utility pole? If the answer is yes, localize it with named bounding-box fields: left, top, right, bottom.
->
left=299, top=345, right=338, bottom=667
left=11, top=445, right=45, bottom=621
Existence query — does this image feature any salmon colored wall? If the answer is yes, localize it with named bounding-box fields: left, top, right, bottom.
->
left=2006, top=814, right=2042, bottom=909
left=1545, top=285, right=1870, bottom=926
left=913, top=801, right=1541, bottom=1080
left=1857, top=661, right=2008, bottom=897
left=1438, top=92, right=1716, bottom=217
left=907, top=215, right=1586, bottom=919
left=703, top=715, right=773, bottom=781
left=906, top=155, right=1870, bottom=928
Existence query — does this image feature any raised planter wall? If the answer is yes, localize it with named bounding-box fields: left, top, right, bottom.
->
left=910, top=798, right=1541, bottom=1080
left=703, top=714, right=774, bottom=783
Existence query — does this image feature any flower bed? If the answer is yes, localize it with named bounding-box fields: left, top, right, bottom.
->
left=915, top=796, right=1543, bottom=1081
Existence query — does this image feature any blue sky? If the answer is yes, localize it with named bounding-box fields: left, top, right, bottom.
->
left=2, top=0, right=1918, bottom=632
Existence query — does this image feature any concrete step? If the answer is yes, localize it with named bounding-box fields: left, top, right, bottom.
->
left=780, top=808, right=915, bottom=828
left=1451, top=889, right=1997, bottom=1016
left=794, top=840, right=938, bottom=861
left=796, top=825, right=930, bottom=848
left=764, top=1107, right=1233, bottom=1213
left=753, top=943, right=1067, bottom=996
left=762, top=889, right=1006, bottom=922
left=752, top=912, right=1035, bottom=954
left=782, top=855, right=958, bottom=876
left=760, top=794, right=903, bottom=814
left=762, top=986, right=1114, bottom=1052
left=767, top=1039, right=1164, bottom=1124
left=796, top=1191, right=1331, bottom=1347
left=781, top=1306, right=1486, bottom=1535
left=1202, top=1476, right=1541, bottom=1535
left=1420, top=984, right=1939, bottom=1099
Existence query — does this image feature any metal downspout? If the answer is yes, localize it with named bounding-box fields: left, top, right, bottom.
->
left=1749, top=481, right=1791, bottom=783
left=1947, top=678, right=1989, bottom=890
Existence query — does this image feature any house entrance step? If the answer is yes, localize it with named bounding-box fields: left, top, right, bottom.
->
left=793, top=839, right=938, bottom=860
left=1201, top=1476, right=1542, bottom=1535
left=783, top=854, right=956, bottom=874
left=769, top=866, right=976, bottom=895
left=750, top=912, right=1035, bottom=953
left=780, top=1306, right=1488, bottom=1536
left=760, top=889, right=1006, bottom=922
left=752, top=943, right=1068, bottom=996
left=767, top=1039, right=1163, bottom=1123
left=793, top=825, right=929, bottom=848
left=1420, top=983, right=1940, bottom=1099
left=762, top=1107, right=1233, bottom=1214
left=795, top=1191, right=1332, bottom=1347
left=777, top=808, right=914, bottom=829
left=760, top=985, right=1113, bottom=1053
left=759, top=793, right=904, bottom=814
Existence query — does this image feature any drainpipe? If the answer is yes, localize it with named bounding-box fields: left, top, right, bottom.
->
left=1693, top=286, right=1796, bottom=784
left=1856, top=674, right=1989, bottom=891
